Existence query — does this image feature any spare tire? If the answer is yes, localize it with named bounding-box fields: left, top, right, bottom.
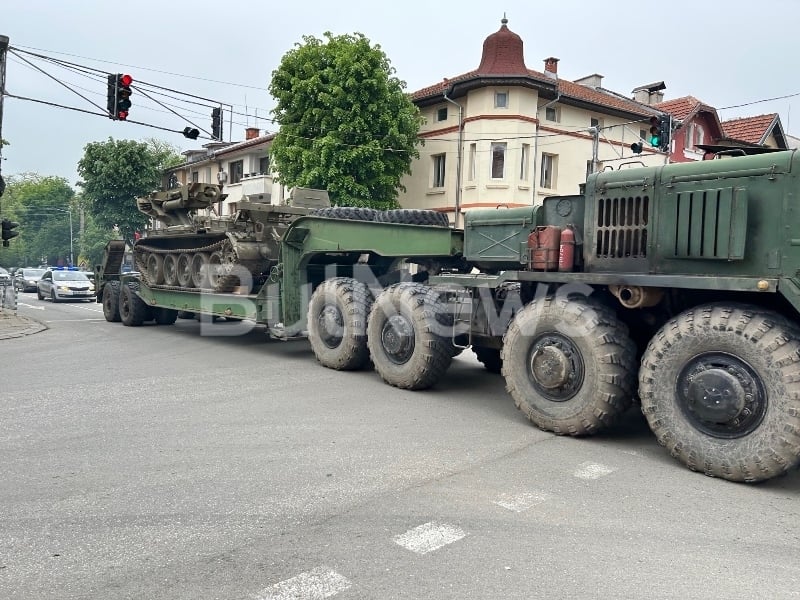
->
left=311, top=206, right=379, bottom=221
left=377, top=209, right=450, bottom=227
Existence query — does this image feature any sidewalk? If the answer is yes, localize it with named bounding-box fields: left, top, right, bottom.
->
left=0, top=310, right=47, bottom=340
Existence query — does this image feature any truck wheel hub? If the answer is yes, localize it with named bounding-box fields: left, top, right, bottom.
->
left=685, top=369, right=745, bottom=422
left=527, top=334, right=584, bottom=401
left=381, top=315, right=415, bottom=364
left=318, top=305, right=344, bottom=348
left=530, top=346, right=570, bottom=388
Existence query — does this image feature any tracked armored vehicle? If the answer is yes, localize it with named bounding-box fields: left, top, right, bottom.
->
left=133, top=183, right=331, bottom=293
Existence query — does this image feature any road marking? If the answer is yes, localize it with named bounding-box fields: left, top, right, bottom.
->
left=393, top=522, right=466, bottom=555
left=17, top=303, right=44, bottom=310
left=493, top=491, right=550, bottom=512
left=254, top=567, right=351, bottom=600
left=45, top=318, right=106, bottom=322
left=573, top=462, right=616, bottom=480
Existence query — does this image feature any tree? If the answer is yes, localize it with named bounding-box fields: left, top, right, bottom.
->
left=77, top=137, right=181, bottom=244
left=269, top=32, right=423, bottom=209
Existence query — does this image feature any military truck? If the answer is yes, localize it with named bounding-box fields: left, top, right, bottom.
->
left=98, top=150, right=800, bottom=483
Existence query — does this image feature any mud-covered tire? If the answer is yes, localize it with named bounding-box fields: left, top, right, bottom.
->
left=502, top=294, right=637, bottom=435
left=474, top=346, right=503, bottom=373
left=639, top=304, right=800, bottom=483
left=119, top=282, right=150, bottom=327
left=367, top=283, right=453, bottom=390
left=102, top=281, right=121, bottom=322
left=152, top=307, right=179, bottom=325
left=377, top=209, right=450, bottom=227
left=307, top=277, right=373, bottom=370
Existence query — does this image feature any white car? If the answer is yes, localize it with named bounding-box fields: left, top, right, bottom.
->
left=37, top=267, right=95, bottom=302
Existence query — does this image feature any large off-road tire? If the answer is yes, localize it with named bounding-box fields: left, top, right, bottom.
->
left=119, top=282, right=150, bottom=327
left=312, top=206, right=379, bottom=221
left=474, top=346, right=503, bottom=373
left=307, top=277, right=373, bottom=370
left=152, top=307, right=179, bottom=325
left=502, top=294, right=637, bottom=435
left=367, top=282, right=453, bottom=390
left=102, top=281, right=121, bottom=322
left=639, top=304, right=800, bottom=483
left=377, top=209, right=450, bottom=227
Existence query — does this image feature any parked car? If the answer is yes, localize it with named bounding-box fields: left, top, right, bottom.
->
left=37, top=267, right=95, bottom=302
left=0, top=267, right=9, bottom=284
left=14, top=267, right=46, bottom=292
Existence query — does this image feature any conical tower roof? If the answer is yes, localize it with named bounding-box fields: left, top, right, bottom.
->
left=476, top=17, right=527, bottom=75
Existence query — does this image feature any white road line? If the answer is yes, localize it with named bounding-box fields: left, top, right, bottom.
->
left=573, top=462, right=616, bottom=480
left=17, top=303, right=44, bottom=310
left=45, top=318, right=107, bottom=322
left=393, top=521, right=466, bottom=555
left=493, top=491, right=550, bottom=512
left=254, top=567, right=351, bottom=600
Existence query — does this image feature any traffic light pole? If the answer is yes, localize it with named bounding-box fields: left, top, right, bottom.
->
left=0, top=35, right=9, bottom=201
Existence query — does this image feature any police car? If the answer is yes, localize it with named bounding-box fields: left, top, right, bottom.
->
left=36, top=266, right=96, bottom=302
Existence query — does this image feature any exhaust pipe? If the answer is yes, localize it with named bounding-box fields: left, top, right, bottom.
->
left=608, top=285, right=664, bottom=309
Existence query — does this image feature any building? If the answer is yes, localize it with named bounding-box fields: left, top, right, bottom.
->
left=400, top=18, right=665, bottom=225
left=720, top=113, right=789, bottom=150
left=650, top=96, right=725, bottom=162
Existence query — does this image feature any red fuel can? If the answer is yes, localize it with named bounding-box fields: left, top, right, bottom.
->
left=528, top=226, right=561, bottom=271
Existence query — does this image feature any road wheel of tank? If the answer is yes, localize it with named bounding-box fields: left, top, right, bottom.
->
left=474, top=346, right=503, bottom=373
left=145, top=253, right=165, bottom=285
left=377, top=209, right=450, bottom=227
left=502, top=294, right=637, bottom=436
left=119, top=282, right=150, bottom=327
left=163, top=254, right=179, bottom=286
left=639, top=304, right=800, bottom=482
left=307, top=277, right=373, bottom=370
left=190, top=253, right=210, bottom=289
left=102, top=281, right=121, bottom=322
left=153, top=307, right=179, bottom=325
left=176, top=253, right=193, bottom=288
left=367, top=282, right=453, bottom=390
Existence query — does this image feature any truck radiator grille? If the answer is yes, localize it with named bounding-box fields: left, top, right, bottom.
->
left=670, top=187, right=747, bottom=260
left=596, top=196, right=649, bottom=259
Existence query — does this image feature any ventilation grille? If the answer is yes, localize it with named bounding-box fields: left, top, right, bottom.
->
left=596, top=196, right=649, bottom=259
left=670, top=188, right=747, bottom=260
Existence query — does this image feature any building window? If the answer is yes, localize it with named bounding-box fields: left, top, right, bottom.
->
left=436, top=107, right=448, bottom=122
left=495, top=91, right=508, bottom=108
left=640, top=128, right=648, bottom=141
left=259, top=155, right=270, bottom=175
left=432, top=154, right=446, bottom=188
left=685, top=123, right=704, bottom=149
left=590, top=117, right=603, bottom=129
left=191, top=171, right=199, bottom=183
left=468, top=143, right=477, bottom=181
left=491, top=143, right=507, bottom=179
left=229, top=160, right=244, bottom=184
left=545, top=106, right=559, bottom=122
left=540, top=153, right=557, bottom=189
left=520, top=144, right=530, bottom=180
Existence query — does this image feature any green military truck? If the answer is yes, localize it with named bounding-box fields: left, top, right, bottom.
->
left=99, top=150, right=800, bottom=483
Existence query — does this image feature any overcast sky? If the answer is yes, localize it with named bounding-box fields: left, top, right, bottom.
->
left=3, top=0, right=800, bottom=188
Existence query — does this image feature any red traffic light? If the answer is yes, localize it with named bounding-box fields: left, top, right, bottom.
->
left=120, top=74, right=133, bottom=86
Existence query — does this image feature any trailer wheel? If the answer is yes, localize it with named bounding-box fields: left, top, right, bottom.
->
left=153, top=307, right=179, bottom=325
left=307, top=277, right=373, bottom=370
left=367, top=283, right=453, bottom=390
left=639, top=304, right=800, bottom=482
left=102, top=281, right=121, bottom=322
left=119, top=282, right=150, bottom=327
left=474, top=346, right=502, bottom=373
left=502, top=294, right=636, bottom=435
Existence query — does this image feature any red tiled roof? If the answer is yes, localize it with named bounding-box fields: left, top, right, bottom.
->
left=652, top=96, right=707, bottom=120
left=721, top=113, right=779, bottom=145
left=412, top=19, right=654, bottom=117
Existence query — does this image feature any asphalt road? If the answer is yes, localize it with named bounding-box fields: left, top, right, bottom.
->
left=2, top=293, right=799, bottom=599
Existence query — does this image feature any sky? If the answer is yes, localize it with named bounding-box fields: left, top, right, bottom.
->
left=3, top=0, right=800, bottom=189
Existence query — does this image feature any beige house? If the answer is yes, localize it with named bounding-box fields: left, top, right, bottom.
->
left=401, top=18, right=665, bottom=225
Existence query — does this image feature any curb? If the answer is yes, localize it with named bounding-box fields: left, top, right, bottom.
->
left=0, top=313, right=49, bottom=340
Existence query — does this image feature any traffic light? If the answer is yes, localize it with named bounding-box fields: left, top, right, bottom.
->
left=630, top=142, right=643, bottom=154
left=106, top=73, right=133, bottom=120
left=211, top=108, right=222, bottom=140
left=648, top=114, right=672, bottom=151
left=182, top=127, right=200, bottom=140
left=1, top=218, right=19, bottom=247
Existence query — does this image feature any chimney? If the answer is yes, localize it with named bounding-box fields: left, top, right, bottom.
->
left=544, top=57, right=559, bottom=74
left=245, top=127, right=260, bottom=140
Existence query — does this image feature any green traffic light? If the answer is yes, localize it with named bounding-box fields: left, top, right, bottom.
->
left=650, top=135, right=661, bottom=147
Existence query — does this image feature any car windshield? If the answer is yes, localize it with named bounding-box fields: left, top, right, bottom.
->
left=22, top=269, right=45, bottom=277
left=53, top=271, right=90, bottom=282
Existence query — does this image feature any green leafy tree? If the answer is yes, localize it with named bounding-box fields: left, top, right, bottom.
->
left=269, top=32, right=422, bottom=208
left=77, top=137, right=181, bottom=244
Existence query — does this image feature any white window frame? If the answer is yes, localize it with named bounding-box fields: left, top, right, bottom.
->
left=491, top=143, right=507, bottom=179
left=540, top=153, right=557, bottom=189
left=520, top=144, right=530, bottom=180
left=432, top=153, right=446, bottom=188
left=545, top=106, right=559, bottom=122
left=468, top=143, right=477, bottom=181
left=495, top=91, right=509, bottom=109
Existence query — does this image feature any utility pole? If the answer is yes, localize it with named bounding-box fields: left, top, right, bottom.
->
left=590, top=126, right=600, bottom=174
left=0, top=35, right=9, bottom=202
